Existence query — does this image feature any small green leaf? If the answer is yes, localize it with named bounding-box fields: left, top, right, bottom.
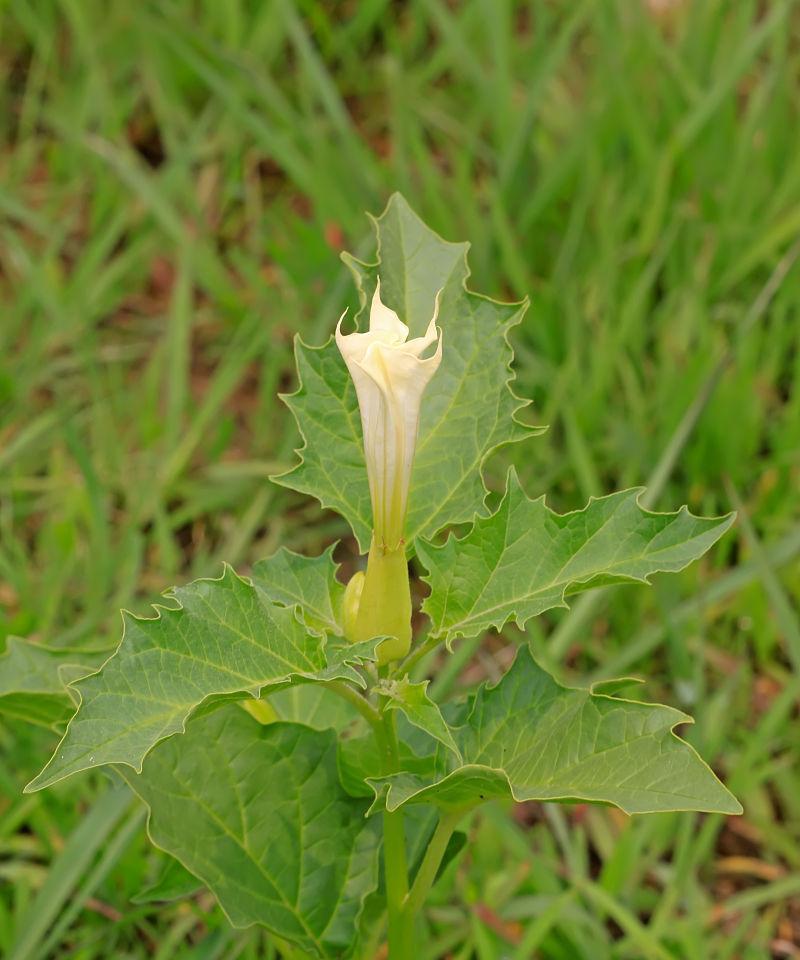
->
left=122, top=706, right=379, bottom=958
left=338, top=724, right=440, bottom=799
left=369, top=646, right=741, bottom=816
left=267, top=682, right=359, bottom=731
left=380, top=677, right=462, bottom=760
left=274, top=194, right=539, bottom=552
left=0, top=637, right=106, bottom=730
left=132, top=855, right=203, bottom=904
left=417, top=469, right=735, bottom=644
left=252, top=544, right=344, bottom=636
left=26, top=566, right=379, bottom=792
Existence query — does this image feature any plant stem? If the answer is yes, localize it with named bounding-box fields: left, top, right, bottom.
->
left=353, top=538, right=412, bottom=664
left=398, top=628, right=438, bottom=677
left=325, top=679, right=383, bottom=731
left=384, top=808, right=411, bottom=958
left=403, top=809, right=462, bottom=919
left=380, top=707, right=412, bottom=959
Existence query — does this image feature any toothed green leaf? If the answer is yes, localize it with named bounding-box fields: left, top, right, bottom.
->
left=273, top=193, right=539, bottom=553
left=122, top=707, right=379, bottom=958
left=417, top=469, right=736, bottom=644
left=369, top=647, right=741, bottom=817
left=26, top=566, right=380, bottom=792
left=132, top=855, right=203, bottom=904
left=252, top=544, right=345, bottom=635
left=380, top=677, right=461, bottom=759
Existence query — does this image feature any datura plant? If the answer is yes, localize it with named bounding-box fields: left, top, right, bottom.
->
left=11, top=196, right=741, bottom=959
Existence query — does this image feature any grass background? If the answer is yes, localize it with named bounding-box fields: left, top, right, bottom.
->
left=1, top=0, right=799, bottom=957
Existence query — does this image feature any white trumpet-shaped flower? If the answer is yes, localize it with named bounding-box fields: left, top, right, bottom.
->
left=336, top=279, right=442, bottom=551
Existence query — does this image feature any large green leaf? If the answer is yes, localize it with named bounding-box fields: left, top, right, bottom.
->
left=417, top=469, right=735, bottom=644
left=252, top=544, right=344, bottom=636
left=26, top=566, right=379, bottom=792
left=273, top=194, right=539, bottom=552
left=368, top=646, right=741, bottom=816
left=123, top=706, right=379, bottom=958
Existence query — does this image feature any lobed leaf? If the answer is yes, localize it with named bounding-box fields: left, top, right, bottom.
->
left=0, top=637, right=106, bottom=731
left=417, top=469, right=736, bottom=644
left=380, top=677, right=462, bottom=759
left=369, top=646, right=741, bottom=816
left=132, top=855, right=203, bottom=904
left=122, top=706, right=379, bottom=958
left=273, top=194, right=539, bottom=552
left=26, top=566, right=380, bottom=792
left=252, top=544, right=345, bottom=636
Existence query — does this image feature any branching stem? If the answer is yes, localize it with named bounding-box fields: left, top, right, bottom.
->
left=379, top=705, right=412, bottom=959
left=398, top=630, right=440, bottom=676
left=325, top=679, right=382, bottom=731
left=403, top=809, right=463, bottom=919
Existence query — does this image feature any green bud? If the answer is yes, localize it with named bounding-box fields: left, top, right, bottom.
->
left=351, top=538, right=412, bottom=665
left=342, top=570, right=365, bottom=643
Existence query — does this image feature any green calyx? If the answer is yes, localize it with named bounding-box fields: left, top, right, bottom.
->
left=345, top=538, right=412, bottom=665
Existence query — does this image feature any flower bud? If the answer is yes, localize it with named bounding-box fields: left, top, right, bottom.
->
left=336, top=279, right=442, bottom=552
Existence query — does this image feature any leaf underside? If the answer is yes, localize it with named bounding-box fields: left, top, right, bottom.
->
left=417, top=469, right=736, bottom=644
left=368, top=646, right=741, bottom=817
left=26, top=565, right=378, bottom=792
left=267, top=682, right=360, bottom=731
left=273, top=193, right=538, bottom=552
left=122, top=707, right=379, bottom=959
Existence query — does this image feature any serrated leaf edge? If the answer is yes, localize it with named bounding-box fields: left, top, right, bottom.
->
left=367, top=646, right=742, bottom=817
left=253, top=541, right=346, bottom=636
left=24, top=563, right=379, bottom=793
left=416, top=466, right=736, bottom=645
left=272, top=193, right=546, bottom=552
left=118, top=720, right=381, bottom=960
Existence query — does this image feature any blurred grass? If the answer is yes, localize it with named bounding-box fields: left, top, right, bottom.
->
left=1, top=0, right=799, bottom=957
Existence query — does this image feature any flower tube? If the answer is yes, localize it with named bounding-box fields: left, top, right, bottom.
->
left=336, top=279, right=442, bottom=552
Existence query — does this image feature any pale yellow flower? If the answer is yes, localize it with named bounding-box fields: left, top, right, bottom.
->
left=336, top=279, right=442, bottom=551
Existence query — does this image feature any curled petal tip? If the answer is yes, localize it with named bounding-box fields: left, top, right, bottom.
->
left=432, top=286, right=443, bottom=320
left=335, top=280, right=444, bottom=550
left=334, top=307, right=349, bottom=336
left=369, top=276, right=408, bottom=340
